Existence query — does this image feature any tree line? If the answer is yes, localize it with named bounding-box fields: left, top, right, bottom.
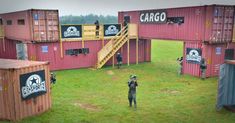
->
left=59, top=14, right=118, bottom=24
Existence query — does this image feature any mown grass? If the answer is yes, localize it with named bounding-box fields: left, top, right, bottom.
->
left=2, top=40, right=235, bottom=123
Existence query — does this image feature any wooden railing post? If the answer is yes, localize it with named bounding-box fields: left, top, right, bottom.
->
left=127, top=39, right=130, bottom=66
left=136, top=37, right=139, bottom=64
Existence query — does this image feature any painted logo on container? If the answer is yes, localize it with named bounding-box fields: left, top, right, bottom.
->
left=104, top=24, right=121, bottom=37
left=61, top=25, right=82, bottom=39
left=186, top=48, right=202, bottom=64
left=140, top=10, right=167, bottom=23
left=20, top=70, right=47, bottom=100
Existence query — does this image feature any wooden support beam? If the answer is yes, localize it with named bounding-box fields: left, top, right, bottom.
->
left=82, top=25, right=85, bottom=48
left=112, top=56, right=115, bottom=68
left=3, top=38, right=5, bottom=52
left=59, top=25, right=64, bottom=58
left=136, top=38, right=139, bottom=64
left=59, top=37, right=63, bottom=59
left=127, top=39, right=130, bottom=66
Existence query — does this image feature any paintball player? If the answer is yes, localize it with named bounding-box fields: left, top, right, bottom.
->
left=116, top=52, right=123, bottom=69
left=94, top=20, right=100, bottom=37
left=128, top=75, right=138, bottom=108
left=200, top=58, right=207, bottom=80
left=177, top=57, right=183, bottom=75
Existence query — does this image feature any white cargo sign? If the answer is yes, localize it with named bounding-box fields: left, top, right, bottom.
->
left=140, top=10, right=167, bottom=23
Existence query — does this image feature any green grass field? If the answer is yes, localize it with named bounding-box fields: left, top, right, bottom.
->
left=2, top=40, right=235, bottom=123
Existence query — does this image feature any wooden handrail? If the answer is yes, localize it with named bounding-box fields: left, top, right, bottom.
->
left=97, top=26, right=128, bottom=62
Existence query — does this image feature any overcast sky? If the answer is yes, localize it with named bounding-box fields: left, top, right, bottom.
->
left=0, top=0, right=234, bottom=16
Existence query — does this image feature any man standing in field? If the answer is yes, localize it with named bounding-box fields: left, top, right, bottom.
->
left=128, top=75, right=138, bottom=108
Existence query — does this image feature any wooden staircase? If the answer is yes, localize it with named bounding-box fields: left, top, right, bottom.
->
left=96, top=25, right=129, bottom=69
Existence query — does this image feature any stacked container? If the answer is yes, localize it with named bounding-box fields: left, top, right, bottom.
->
left=0, top=9, right=59, bottom=42
left=118, top=5, right=235, bottom=77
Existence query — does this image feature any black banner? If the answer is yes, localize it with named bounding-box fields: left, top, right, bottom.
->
left=61, top=25, right=82, bottom=39
left=20, top=70, right=47, bottom=100
left=186, top=48, right=202, bottom=64
left=140, top=10, right=167, bottom=23
left=104, top=24, right=121, bottom=37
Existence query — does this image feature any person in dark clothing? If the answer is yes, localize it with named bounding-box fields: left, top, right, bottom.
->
left=177, top=57, right=183, bottom=75
left=116, top=53, right=122, bottom=69
left=200, top=58, right=207, bottom=80
left=128, top=75, right=138, bottom=108
left=123, top=20, right=128, bottom=37
left=94, top=20, right=100, bottom=37
left=50, top=73, right=56, bottom=84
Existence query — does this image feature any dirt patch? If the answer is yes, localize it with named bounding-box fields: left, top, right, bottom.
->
left=106, top=70, right=114, bottom=75
left=160, top=88, right=180, bottom=95
left=112, top=76, right=119, bottom=80
left=74, top=101, right=100, bottom=112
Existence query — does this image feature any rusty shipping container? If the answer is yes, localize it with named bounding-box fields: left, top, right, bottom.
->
left=0, top=9, right=59, bottom=42
left=183, top=42, right=235, bottom=77
left=27, top=39, right=151, bottom=71
left=118, top=5, right=235, bottom=44
left=0, top=59, right=51, bottom=121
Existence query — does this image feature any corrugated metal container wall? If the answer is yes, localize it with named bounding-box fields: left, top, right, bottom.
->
left=119, top=6, right=206, bottom=41
left=0, top=39, right=17, bottom=59
left=205, top=6, right=235, bottom=43
left=0, top=10, right=31, bottom=41
left=27, top=40, right=151, bottom=71
left=118, top=5, right=235, bottom=43
left=203, top=44, right=227, bottom=77
left=183, top=42, right=202, bottom=77
left=0, top=9, right=59, bottom=42
left=31, top=10, right=59, bottom=42
left=0, top=59, right=51, bottom=121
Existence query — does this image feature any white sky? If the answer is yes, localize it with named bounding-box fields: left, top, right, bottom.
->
left=0, top=0, right=234, bottom=16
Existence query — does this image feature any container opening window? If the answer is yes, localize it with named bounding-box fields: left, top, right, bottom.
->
left=167, top=17, right=184, bottom=25
left=225, top=49, right=234, bottom=60
left=124, top=16, right=130, bottom=24
left=6, top=20, right=12, bottom=25
left=17, top=19, right=25, bottom=25
left=0, top=19, right=3, bottom=25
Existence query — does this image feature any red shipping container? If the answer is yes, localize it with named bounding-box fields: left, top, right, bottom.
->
left=0, top=9, right=59, bottom=42
left=118, top=5, right=235, bottom=44
left=26, top=39, right=151, bottom=71
left=183, top=42, right=202, bottom=77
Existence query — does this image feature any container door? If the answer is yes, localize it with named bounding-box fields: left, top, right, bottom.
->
left=212, top=7, right=224, bottom=43
left=212, top=6, right=234, bottom=43
left=32, top=10, right=47, bottom=42
left=45, top=11, right=59, bottom=41
left=124, top=16, right=130, bottom=25
left=16, top=42, right=28, bottom=60
left=222, top=7, right=234, bottom=42
left=32, top=10, right=59, bottom=42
